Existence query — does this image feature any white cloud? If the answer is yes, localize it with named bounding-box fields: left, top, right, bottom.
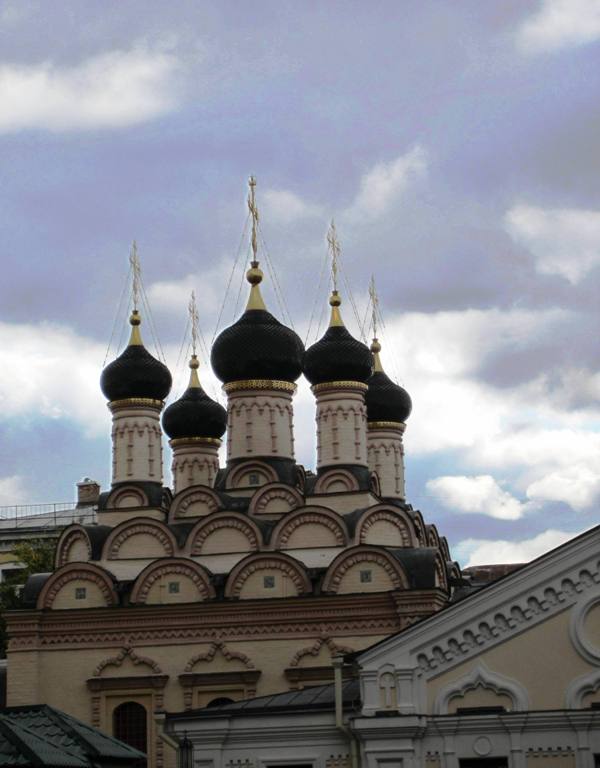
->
left=426, top=474, right=530, bottom=520
left=0, top=321, right=106, bottom=435
left=262, top=189, right=322, bottom=224
left=0, top=476, right=27, bottom=506
left=506, top=204, right=600, bottom=284
left=526, top=463, right=600, bottom=510
left=516, top=0, right=600, bottom=55
left=457, top=528, right=588, bottom=568
left=346, top=145, right=428, bottom=220
left=0, top=42, right=182, bottom=133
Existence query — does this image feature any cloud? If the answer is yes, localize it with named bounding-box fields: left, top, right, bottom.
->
left=0, top=321, right=106, bottom=435
left=456, top=527, right=588, bottom=567
left=426, top=474, right=530, bottom=520
left=346, top=145, right=428, bottom=220
left=0, top=42, right=182, bottom=133
left=516, top=0, right=600, bottom=55
left=262, top=189, right=322, bottom=224
left=0, top=476, right=27, bottom=506
left=505, top=204, right=600, bottom=284
left=526, top=463, right=600, bottom=510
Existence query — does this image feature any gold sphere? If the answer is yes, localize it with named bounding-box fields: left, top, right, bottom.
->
left=370, top=338, right=382, bottom=354
left=246, top=265, right=264, bottom=286
left=129, top=310, right=141, bottom=326
left=329, top=290, right=341, bottom=307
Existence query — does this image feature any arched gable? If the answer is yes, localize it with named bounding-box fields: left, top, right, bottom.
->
left=426, top=524, right=440, bottom=549
left=355, top=505, right=417, bottom=548
left=271, top=506, right=348, bottom=550
left=225, top=552, right=311, bottom=599
left=248, top=482, right=303, bottom=517
left=322, top=545, right=409, bottom=594
left=184, top=642, right=255, bottom=672
left=433, top=661, right=530, bottom=714
left=93, top=646, right=163, bottom=677
left=411, top=510, right=426, bottom=545
left=104, top=517, right=177, bottom=560
left=37, top=562, right=118, bottom=610
left=130, top=557, right=215, bottom=604
left=169, top=486, right=222, bottom=521
left=314, top=468, right=360, bottom=494
left=435, top=553, right=449, bottom=591
left=226, top=460, right=278, bottom=490
left=55, top=525, right=92, bottom=567
left=188, top=512, right=261, bottom=555
left=105, top=484, right=149, bottom=510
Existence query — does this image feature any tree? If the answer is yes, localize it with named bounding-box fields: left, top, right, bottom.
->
left=0, top=538, right=57, bottom=657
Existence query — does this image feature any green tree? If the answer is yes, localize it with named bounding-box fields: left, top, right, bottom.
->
left=0, top=538, right=57, bottom=657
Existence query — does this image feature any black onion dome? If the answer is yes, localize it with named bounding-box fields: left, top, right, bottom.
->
left=304, top=293, right=372, bottom=386
left=365, top=340, right=412, bottom=423
left=163, top=382, right=227, bottom=440
left=100, top=312, right=172, bottom=402
left=211, top=309, right=304, bottom=384
left=366, top=371, right=412, bottom=423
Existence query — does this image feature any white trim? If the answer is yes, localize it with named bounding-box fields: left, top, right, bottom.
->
left=433, top=661, right=530, bottom=714
left=565, top=667, right=600, bottom=708
left=569, top=588, right=600, bottom=665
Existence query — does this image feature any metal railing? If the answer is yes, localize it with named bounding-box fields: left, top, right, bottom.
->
left=0, top=502, right=96, bottom=529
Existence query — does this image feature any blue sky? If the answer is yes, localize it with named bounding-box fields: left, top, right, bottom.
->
left=1, top=0, right=599, bottom=567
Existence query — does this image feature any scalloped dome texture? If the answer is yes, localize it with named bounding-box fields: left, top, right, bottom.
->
left=366, top=370, right=412, bottom=423
left=162, top=386, right=227, bottom=440
left=303, top=326, right=372, bottom=385
left=100, top=345, right=172, bottom=402
left=211, top=309, right=305, bottom=384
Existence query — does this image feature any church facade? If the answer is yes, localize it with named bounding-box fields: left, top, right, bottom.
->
left=5, top=201, right=460, bottom=767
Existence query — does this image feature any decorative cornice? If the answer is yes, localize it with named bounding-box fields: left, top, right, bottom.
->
left=109, top=398, right=164, bottom=410
left=312, top=381, right=368, bottom=394
left=367, top=421, right=405, bottom=431
left=433, top=660, right=530, bottom=714
left=224, top=380, right=297, bottom=394
left=170, top=437, right=222, bottom=447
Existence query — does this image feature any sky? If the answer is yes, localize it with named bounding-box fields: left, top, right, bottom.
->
left=0, top=0, right=599, bottom=568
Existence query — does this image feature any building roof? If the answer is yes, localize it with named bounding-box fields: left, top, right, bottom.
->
left=167, top=679, right=361, bottom=721
left=0, top=706, right=145, bottom=767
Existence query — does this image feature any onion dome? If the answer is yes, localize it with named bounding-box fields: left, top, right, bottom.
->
left=100, top=311, right=172, bottom=402
left=211, top=262, right=304, bottom=384
left=163, top=355, right=227, bottom=439
left=366, top=338, right=412, bottom=423
left=304, top=291, right=372, bottom=385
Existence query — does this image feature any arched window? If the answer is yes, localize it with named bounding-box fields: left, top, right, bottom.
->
left=113, top=701, right=147, bottom=756
left=206, top=696, right=235, bottom=708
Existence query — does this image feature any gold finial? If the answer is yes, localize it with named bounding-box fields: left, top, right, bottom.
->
left=369, top=276, right=383, bottom=372
left=327, top=220, right=344, bottom=327
left=128, top=242, right=143, bottom=346
left=245, top=176, right=267, bottom=311
left=188, top=291, right=201, bottom=387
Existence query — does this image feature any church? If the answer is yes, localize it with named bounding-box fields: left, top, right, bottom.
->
left=5, top=180, right=460, bottom=767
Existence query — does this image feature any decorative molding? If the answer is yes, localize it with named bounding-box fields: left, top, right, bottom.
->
left=93, top=645, right=163, bottom=676
left=248, top=483, right=303, bottom=517
left=184, top=641, right=255, bottom=672
left=289, top=637, right=355, bottom=667
left=433, top=661, right=530, bottom=714
left=38, top=563, right=117, bottom=609
left=189, top=514, right=260, bottom=555
left=322, top=546, right=409, bottom=593
left=170, top=487, right=222, bottom=519
left=314, top=468, right=359, bottom=494
left=356, top=508, right=414, bottom=547
left=170, top=437, right=222, bottom=447
left=108, top=398, right=164, bottom=409
left=130, top=558, right=215, bottom=603
left=56, top=527, right=92, bottom=567
left=569, top=590, right=600, bottom=664
left=106, top=486, right=149, bottom=510
left=105, top=519, right=176, bottom=559
left=565, top=667, right=600, bottom=708
left=224, top=379, right=296, bottom=394
left=367, top=421, right=405, bottom=430
left=273, top=508, right=347, bottom=548
left=312, top=381, right=368, bottom=393
left=225, top=553, right=312, bottom=598
left=227, top=460, right=278, bottom=489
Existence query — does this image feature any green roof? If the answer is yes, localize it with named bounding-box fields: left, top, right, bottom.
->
left=0, top=706, right=145, bottom=767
